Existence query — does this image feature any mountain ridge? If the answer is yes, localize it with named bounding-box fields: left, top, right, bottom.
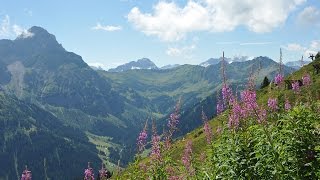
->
left=108, top=58, right=158, bottom=72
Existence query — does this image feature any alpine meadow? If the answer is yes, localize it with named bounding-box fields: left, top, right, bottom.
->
left=0, top=0, right=319, bottom=180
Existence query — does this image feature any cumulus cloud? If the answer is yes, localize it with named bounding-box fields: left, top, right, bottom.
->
left=13, top=24, right=34, bottom=38
left=310, top=40, right=320, bottom=50
left=166, top=44, right=196, bottom=58
left=128, top=0, right=305, bottom=41
left=92, top=23, right=122, bottom=32
left=87, top=62, right=109, bottom=70
left=283, top=43, right=306, bottom=51
left=297, top=6, right=320, bottom=26
left=283, top=40, right=320, bottom=57
left=0, top=15, right=10, bottom=37
left=0, top=15, right=33, bottom=39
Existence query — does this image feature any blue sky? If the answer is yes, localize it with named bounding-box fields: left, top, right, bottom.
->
left=0, top=0, right=319, bottom=69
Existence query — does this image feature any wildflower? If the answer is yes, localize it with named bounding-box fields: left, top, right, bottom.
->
left=151, top=135, right=161, bottom=160
left=302, top=73, right=311, bottom=86
left=137, top=120, right=148, bottom=153
left=167, top=166, right=179, bottom=180
left=222, top=84, right=233, bottom=101
left=181, top=140, right=193, bottom=175
left=201, top=110, right=212, bottom=144
left=292, top=81, right=300, bottom=94
left=84, top=162, right=94, bottom=180
left=228, top=101, right=241, bottom=129
left=285, top=98, right=291, bottom=111
left=168, top=99, right=181, bottom=133
left=257, top=107, right=267, bottom=124
left=274, top=73, right=284, bottom=85
left=163, top=132, right=172, bottom=149
left=137, top=129, right=147, bottom=153
left=241, top=89, right=258, bottom=117
left=99, top=163, right=107, bottom=180
left=267, top=98, right=278, bottom=111
left=216, top=95, right=225, bottom=115
left=21, top=166, right=32, bottom=180
left=151, top=121, right=161, bottom=161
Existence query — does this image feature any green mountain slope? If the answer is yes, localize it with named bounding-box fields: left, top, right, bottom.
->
left=0, top=92, right=101, bottom=179
left=101, top=57, right=294, bottom=136
left=176, top=55, right=320, bottom=161
left=119, top=54, right=320, bottom=179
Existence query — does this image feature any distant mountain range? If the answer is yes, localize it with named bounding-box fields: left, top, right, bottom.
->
left=285, top=60, right=311, bottom=69
left=108, top=58, right=158, bottom=72
left=199, top=56, right=253, bottom=67
left=160, top=64, right=180, bottom=69
left=106, top=56, right=253, bottom=72
left=0, top=26, right=296, bottom=179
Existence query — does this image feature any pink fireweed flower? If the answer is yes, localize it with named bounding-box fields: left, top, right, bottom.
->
left=222, top=84, right=233, bottom=104
left=137, top=120, right=148, bottom=153
left=99, top=163, right=107, bottom=179
left=228, top=101, right=241, bottom=129
left=201, top=110, right=212, bottom=144
left=151, top=121, right=161, bottom=161
left=168, top=99, right=181, bottom=133
left=292, top=81, right=300, bottom=94
left=151, top=134, right=161, bottom=160
left=267, top=98, right=278, bottom=111
left=181, top=140, right=193, bottom=174
left=216, top=95, right=225, bottom=115
left=302, top=73, right=311, bottom=86
left=274, top=73, right=284, bottom=85
left=21, top=166, right=32, bottom=180
left=84, top=162, right=94, bottom=180
left=137, top=129, right=147, bottom=153
left=166, top=166, right=180, bottom=180
left=257, top=107, right=267, bottom=124
left=285, top=98, right=291, bottom=111
left=163, top=132, right=172, bottom=149
left=241, top=89, right=258, bottom=117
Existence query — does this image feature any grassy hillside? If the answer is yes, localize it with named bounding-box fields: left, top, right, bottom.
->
left=118, top=54, right=320, bottom=179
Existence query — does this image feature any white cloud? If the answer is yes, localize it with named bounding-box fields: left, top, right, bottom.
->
left=128, top=0, right=305, bottom=41
left=92, top=23, right=122, bottom=32
left=0, top=15, right=33, bottom=39
left=283, top=43, right=306, bottom=51
left=310, top=40, right=320, bottom=50
left=0, top=15, right=10, bottom=37
left=87, top=61, right=126, bottom=70
left=283, top=40, right=320, bottom=58
left=166, top=44, right=196, bottom=59
left=297, top=6, right=320, bottom=26
left=13, top=24, right=34, bottom=38
left=87, top=62, right=109, bottom=70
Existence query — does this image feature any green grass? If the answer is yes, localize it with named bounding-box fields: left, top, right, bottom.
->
left=118, top=56, right=320, bottom=177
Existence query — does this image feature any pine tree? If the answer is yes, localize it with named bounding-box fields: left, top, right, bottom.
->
left=260, top=76, right=270, bottom=89
left=316, top=52, right=320, bottom=60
